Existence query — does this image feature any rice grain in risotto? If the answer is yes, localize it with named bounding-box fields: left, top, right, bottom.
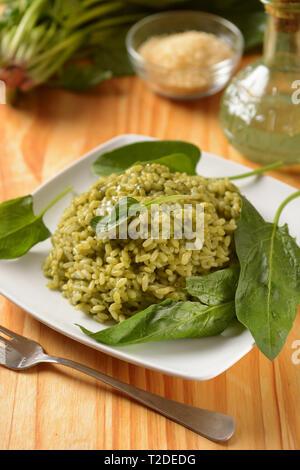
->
left=43, top=164, right=241, bottom=323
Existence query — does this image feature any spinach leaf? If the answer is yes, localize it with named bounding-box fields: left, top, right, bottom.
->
left=234, top=193, right=300, bottom=360
left=90, top=194, right=190, bottom=236
left=0, top=186, right=72, bottom=259
left=186, top=266, right=240, bottom=306
left=91, top=27, right=135, bottom=77
left=140, top=153, right=197, bottom=175
left=90, top=196, right=142, bottom=236
left=228, top=10, right=266, bottom=50
left=77, top=298, right=236, bottom=346
left=91, top=138, right=281, bottom=182
left=50, top=64, right=112, bottom=91
left=91, top=141, right=201, bottom=176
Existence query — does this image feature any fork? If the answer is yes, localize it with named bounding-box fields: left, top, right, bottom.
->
left=0, top=324, right=235, bottom=442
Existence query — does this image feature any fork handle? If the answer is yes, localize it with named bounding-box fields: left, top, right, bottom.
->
left=43, top=354, right=235, bottom=442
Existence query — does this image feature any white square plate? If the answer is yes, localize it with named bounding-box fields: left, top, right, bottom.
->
left=1, top=134, right=299, bottom=380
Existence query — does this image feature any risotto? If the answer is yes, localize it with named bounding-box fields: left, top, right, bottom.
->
left=43, top=164, right=241, bottom=323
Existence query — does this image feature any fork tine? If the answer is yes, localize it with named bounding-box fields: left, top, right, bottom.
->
left=0, top=324, right=24, bottom=341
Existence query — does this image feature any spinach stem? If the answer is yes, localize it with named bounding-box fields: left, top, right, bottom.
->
left=228, top=161, right=284, bottom=181
left=66, top=2, right=123, bottom=29
left=273, top=190, right=300, bottom=227
left=38, top=186, right=72, bottom=218
left=7, top=0, right=46, bottom=58
left=28, top=32, right=84, bottom=68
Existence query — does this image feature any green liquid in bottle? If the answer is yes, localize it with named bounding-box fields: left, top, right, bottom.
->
left=220, top=1, right=300, bottom=165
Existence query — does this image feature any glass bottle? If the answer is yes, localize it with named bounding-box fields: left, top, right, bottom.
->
left=219, top=0, right=300, bottom=165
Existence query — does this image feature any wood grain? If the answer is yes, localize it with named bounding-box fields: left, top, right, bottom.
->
left=0, top=55, right=300, bottom=450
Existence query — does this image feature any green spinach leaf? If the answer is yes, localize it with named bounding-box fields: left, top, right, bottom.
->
left=0, top=186, right=72, bottom=259
left=228, top=11, right=266, bottom=50
left=50, top=64, right=112, bottom=91
left=90, top=194, right=190, bottom=236
left=77, top=298, right=236, bottom=346
left=91, top=139, right=281, bottom=181
left=90, top=196, right=142, bottom=236
left=140, top=153, right=197, bottom=175
left=91, top=140, right=201, bottom=176
left=186, top=266, right=240, bottom=306
left=91, top=27, right=135, bottom=77
left=234, top=193, right=300, bottom=360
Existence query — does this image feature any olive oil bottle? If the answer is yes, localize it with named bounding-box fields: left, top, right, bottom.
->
left=220, top=1, right=300, bottom=165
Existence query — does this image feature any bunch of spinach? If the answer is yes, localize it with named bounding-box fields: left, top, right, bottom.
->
left=0, top=186, right=71, bottom=259
left=0, top=0, right=146, bottom=96
left=0, top=0, right=264, bottom=100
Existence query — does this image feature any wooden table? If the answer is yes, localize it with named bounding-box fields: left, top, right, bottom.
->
left=0, top=55, right=299, bottom=451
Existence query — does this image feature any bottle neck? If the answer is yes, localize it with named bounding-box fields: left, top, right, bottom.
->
left=263, top=12, right=300, bottom=71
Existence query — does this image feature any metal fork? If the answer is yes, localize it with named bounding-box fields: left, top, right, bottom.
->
left=0, top=324, right=235, bottom=442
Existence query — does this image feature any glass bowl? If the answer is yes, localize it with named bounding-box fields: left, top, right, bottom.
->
left=126, top=11, right=244, bottom=100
